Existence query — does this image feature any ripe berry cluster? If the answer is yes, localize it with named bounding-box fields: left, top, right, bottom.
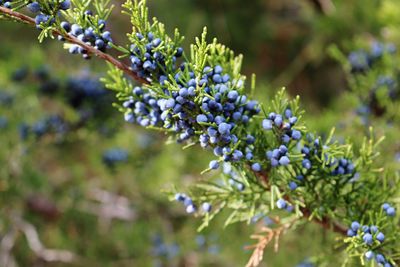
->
left=20, top=115, right=69, bottom=140
left=368, top=74, right=399, bottom=117
left=123, top=63, right=260, bottom=169
left=262, top=109, right=301, bottom=143
left=130, top=32, right=183, bottom=82
left=347, top=221, right=392, bottom=266
left=275, top=198, right=294, bottom=212
left=300, top=135, right=355, bottom=178
left=266, top=144, right=290, bottom=167
left=348, top=42, right=396, bottom=74
left=174, top=193, right=212, bottom=214
left=382, top=203, right=396, bottom=217
left=27, top=1, right=112, bottom=59
left=151, top=235, right=180, bottom=260
left=28, top=1, right=71, bottom=29
left=62, top=19, right=112, bottom=59
left=259, top=109, right=301, bottom=170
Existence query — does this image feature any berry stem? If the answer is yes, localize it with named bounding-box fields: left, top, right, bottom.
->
left=0, top=6, right=148, bottom=85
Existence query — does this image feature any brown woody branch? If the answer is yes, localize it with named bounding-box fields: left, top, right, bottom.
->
left=0, top=6, right=148, bottom=84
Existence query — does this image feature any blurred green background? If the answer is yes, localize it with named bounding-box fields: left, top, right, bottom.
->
left=0, top=0, right=399, bottom=266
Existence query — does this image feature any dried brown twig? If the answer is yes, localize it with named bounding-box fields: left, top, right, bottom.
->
left=244, top=217, right=294, bottom=267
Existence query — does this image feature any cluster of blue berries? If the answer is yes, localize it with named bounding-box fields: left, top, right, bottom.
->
left=102, top=148, right=129, bottom=167
left=382, top=203, right=396, bottom=217
left=62, top=19, right=113, bottom=59
left=123, top=64, right=260, bottom=167
left=364, top=251, right=392, bottom=266
left=122, top=86, right=162, bottom=127
left=12, top=66, right=115, bottom=126
left=21, top=115, right=69, bottom=140
left=300, top=135, right=356, bottom=179
left=368, top=75, right=399, bottom=117
left=374, top=76, right=398, bottom=100
left=27, top=1, right=112, bottom=59
left=262, top=109, right=302, bottom=143
left=275, top=198, right=293, bottom=212
left=330, top=157, right=355, bottom=176
left=28, top=1, right=71, bottom=29
left=130, top=32, right=183, bottom=81
left=174, top=193, right=212, bottom=214
left=151, top=234, right=180, bottom=261
left=266, top=144, right=290, bottom=167
left=66, top=75, right=111, bottom=108
left=348, top=42, right=396, bottom=74
left=300, top=136, right=321, bottom=170
left=347, top=221, right=392, bottom=266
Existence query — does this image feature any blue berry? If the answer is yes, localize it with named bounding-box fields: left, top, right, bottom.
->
left=376, top=232, right=385, bottom=242
left=174, top=193, right=186, bottom=202
left=386, top=207, right=396, bottom=216
left=274, top=115, right=283, bottom=127
left=363, top=233, right=373, bottom=245
left=288, top=181, right=297, bottom=190
left=375, top=254, right=385, bottom=264
left=351, top=221, right=360, bottom=231
left=202, top=202, right=212, bottom=213
left=370, top=225, right=378, bottom=233
left=196, top=114, right=208, bottom=123
left=365, top=251, right=374, bottom=261
left=382, top=203, right=390, bottom=210
left=291, top=129, right=302, bottom=140
left=27, top=2, right=41, bottom=13
left=186, top=204, right=196, bottom=214
left=302, top=159, right=311, bottom=169
left=209, top=160, right=219, bottom=170
left=71, top=24, right=83, bottom=36
left=218, top=122, right=231, bottom=135
left=279, top=156, right=290, bottom=166
left=347, top=229, right=356, bottom=237
left=60, top=0, right=71, bottom=10
left=276, top=199, right=287, bottom=209
left=251, top=163, right=261, bottom=172
left=236, top=183, right=245, bottom=191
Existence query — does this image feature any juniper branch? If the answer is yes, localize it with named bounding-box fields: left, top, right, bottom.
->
left=0, top=5, right=349, bottom=238
left=0, top=6, right=148, bottom=85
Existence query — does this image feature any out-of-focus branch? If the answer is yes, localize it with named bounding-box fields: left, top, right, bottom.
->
left=80, top=188, right=136, bottom=229
left=0, top=229, right=18, bottom=267
left=0, top=216, right=77, bottom=265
